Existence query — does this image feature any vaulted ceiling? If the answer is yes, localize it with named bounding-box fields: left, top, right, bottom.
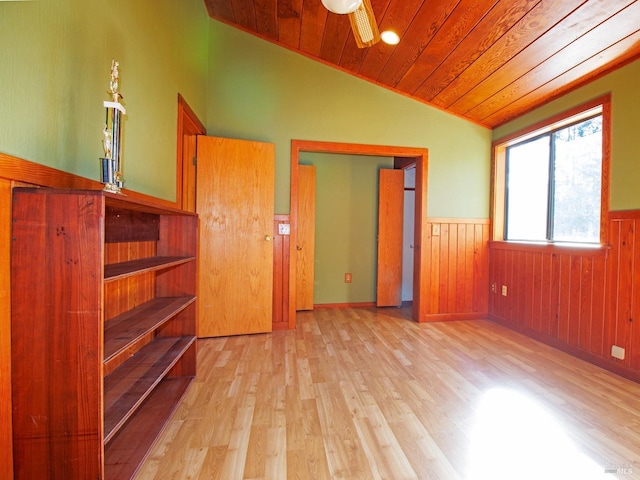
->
left=203, top=0, right=640, bottom=129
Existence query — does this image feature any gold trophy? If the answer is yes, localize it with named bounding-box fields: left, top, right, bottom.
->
left=100, top=59, right=126, bottom=193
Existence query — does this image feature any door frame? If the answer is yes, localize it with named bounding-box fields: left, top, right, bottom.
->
left=289, top=140, right=429, bottom=328
left=176, top=94, right=206, bottom=211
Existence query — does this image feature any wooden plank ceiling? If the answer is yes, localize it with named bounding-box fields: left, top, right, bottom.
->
left=204, top=0, right=640, bottom=129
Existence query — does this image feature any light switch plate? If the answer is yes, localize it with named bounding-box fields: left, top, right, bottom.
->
left=278, top=223, right=290, bottom=235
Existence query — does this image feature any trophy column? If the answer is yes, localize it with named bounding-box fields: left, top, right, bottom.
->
left=100, top=60, right=126, bottom=193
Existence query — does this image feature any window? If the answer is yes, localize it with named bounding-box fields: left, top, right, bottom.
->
left=492, top=96, right=609, bottom=246
left=506, top=114, right=602, bottom=243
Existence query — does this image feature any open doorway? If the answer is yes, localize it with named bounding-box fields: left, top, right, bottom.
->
left=289, top=140, right=429, bottom=328
left=297, top=154, right=395, bottom=308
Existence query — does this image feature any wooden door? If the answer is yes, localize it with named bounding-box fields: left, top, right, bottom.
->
left=196, top=136, right=275, bottom=337
left=377, top=168, right=404, bottom=307
left=296, top=165, right=316, bottom=310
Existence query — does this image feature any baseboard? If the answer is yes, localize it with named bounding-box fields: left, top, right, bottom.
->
left=313, top=302, right=377, bottom=309
left=421, top=312, right=488, bottom=322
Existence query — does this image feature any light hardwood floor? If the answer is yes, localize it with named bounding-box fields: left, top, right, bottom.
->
left=135, top=307, right=640, bottom=479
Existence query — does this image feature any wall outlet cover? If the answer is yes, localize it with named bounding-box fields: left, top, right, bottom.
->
left=611, top=345, right=625, bottom=360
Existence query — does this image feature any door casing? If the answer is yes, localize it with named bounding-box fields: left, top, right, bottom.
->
left=176, top=95, right=206, bottom=212
left=290, top=140, right=429, bottom=328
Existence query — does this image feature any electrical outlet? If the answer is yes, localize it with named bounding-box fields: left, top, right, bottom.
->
left=345, top=273, right=352, bottom=283
left=611, top=345, right=625, bottom=360
left=491, top=282, right=497, bottom=293
left=501, top=285, right=507, bottom=296
left=432, top=224, right=440, bottom=236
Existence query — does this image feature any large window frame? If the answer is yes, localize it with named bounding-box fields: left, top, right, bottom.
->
left=491, top=95, right=611, bottom=246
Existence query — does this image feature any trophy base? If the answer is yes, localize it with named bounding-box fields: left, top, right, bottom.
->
left=100, top=157, right=124, bottom=194
left=103, top=182, right=122, bottom=194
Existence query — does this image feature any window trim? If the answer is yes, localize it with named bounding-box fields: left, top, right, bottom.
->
left=491, top=94, right=611, bottom=246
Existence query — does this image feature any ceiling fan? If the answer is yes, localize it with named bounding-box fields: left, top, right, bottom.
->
left=321, top=0, right=381, bottom=48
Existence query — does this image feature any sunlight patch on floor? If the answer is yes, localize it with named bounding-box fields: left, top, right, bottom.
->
left=467, top=388, right=610, bottom=480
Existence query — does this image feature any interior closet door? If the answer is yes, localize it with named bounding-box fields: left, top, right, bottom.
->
left=196, top=136, right=275, bottom=337
left=377, top=168, right=404, bottom=307
left=296, top=164, right=316, bottom=311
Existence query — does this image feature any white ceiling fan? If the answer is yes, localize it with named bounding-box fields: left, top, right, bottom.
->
left=321, top=0, right=381, bottom=48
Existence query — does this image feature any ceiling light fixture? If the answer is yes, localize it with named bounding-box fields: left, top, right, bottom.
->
left=380, top=30, right=400, bottom=45
left=321, top=0, right=362, bottom=14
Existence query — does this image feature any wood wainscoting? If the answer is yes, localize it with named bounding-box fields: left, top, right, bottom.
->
left=272, top=215, right=291, bottom=330
left=272, top=216, right=491, bottom=324
left=489, top=210, right=640, bottom=383
left=422, top=218, right=490, bottom=321
left=607, top=211, right=640, bottom=374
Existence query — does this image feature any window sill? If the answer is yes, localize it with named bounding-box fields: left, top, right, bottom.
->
left=488, top=240, right=611, bottom=257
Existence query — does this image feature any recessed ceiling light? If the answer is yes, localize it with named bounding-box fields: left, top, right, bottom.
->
left=381, top=30, right=400, bottom=45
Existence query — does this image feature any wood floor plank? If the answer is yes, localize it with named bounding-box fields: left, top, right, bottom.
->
left=287, top=436, right=331, bottom=480
left=391, top=414, right=461, bottom=480
left=135, top=306, right=640, bottom=479
left=220, top=405, right=255, bottom=478
left=358, top=404, right=418, bottom=480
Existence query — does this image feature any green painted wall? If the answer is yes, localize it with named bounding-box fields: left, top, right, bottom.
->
left=493, top=59, right=640, bottom=212
left=204, top=20, right=492, bottom=304
left=0, top=0, right=209, bottom=201
left=301, top=153, right=394, bottom=304
left=207, top=21, right=492, bottom=217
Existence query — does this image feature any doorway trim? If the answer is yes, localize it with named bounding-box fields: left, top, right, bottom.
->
left=177, top=94, right=206, bottom=211
left=289, top=140, right=429, bottom=329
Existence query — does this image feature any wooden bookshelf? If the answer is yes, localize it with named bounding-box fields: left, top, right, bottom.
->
left=104, top=256, right=195, bottom=281
left=104, top=296, right=196, bottom=365
left=11, top=187, right=197, bottom=480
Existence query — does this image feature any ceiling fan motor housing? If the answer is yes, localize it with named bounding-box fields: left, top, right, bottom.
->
left=321, top=0, right=362, bottom=15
